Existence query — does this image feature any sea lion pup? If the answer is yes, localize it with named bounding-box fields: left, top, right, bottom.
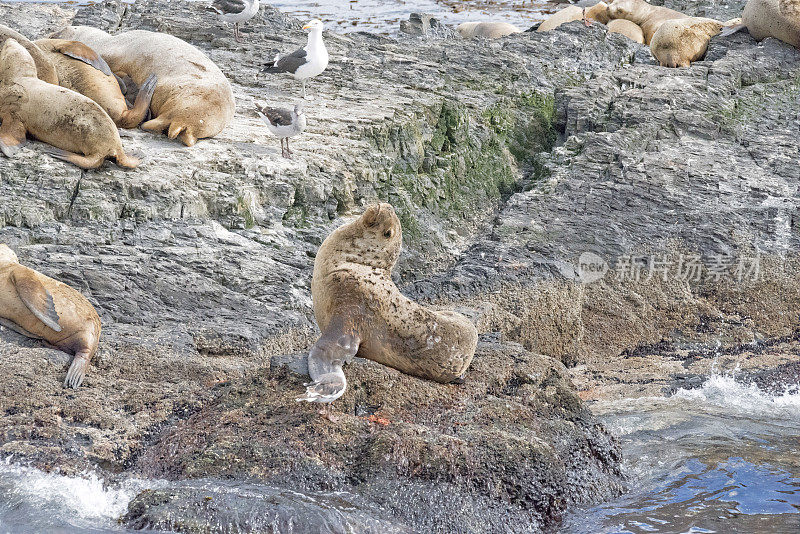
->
left=0, top=245, right=101, bottom=389
left=299, top=204, right=478, bottom=407
left=650, top=17, right=726, bottom=67
left=34, top=38, right=157, bottom=129
left=456, top=21, right=522, bottom=38
left=606, top=0, right=689, bottom=44
left=607, top=18, right=645, bottom=42
left=53, top=26, right=235, bottom=146
left=0, top=39, right=139, bottom=169
left=537, top=3, right=611, bottom=32
left=0, top=25, right=58, bottom=85
left=722, top=0, right=800, bottom=48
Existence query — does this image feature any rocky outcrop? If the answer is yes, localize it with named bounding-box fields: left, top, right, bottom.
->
left=0, top=0, right=798, bottom=531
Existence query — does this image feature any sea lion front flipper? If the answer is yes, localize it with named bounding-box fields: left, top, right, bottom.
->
left=0, top=114, right=27, bottom=157
left=10, top=269, right=62, bottom=333
left=50, top=40, right=113, bottom=76
left=719, top=23, right=746, bottom=37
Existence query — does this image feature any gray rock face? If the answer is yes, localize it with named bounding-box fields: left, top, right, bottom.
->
left=0, top=0, right=797, bottom=532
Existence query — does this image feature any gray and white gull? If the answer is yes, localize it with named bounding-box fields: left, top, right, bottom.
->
left=256, top=102, right=306, bottom=158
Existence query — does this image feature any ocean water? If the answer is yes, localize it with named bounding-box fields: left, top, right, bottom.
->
left=562, top=375, right=800, bottom=533
left=2, top=0, right=558, bottom=33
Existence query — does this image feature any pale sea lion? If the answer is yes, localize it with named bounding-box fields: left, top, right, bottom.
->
left=0, top=39, right=140, bottom=169
left=606, top=0, right=689, bottom=44
left=34, top=38, right=157, bottom=129
left=456, top=21, right=522, bottom=39
left=650, top=17, right=724, bottom=67
left=0, top=245, right=101, bottom=388
left=0, top=25, right=58, bottom=85
left=538, top=3, right=611, bottom=32
left=53, top=26, right=235, bottom=146
left=607, top=18, right=645, bottom=42
left=300, top=204, right=478, bottom=405
left=738, top=0, right=800, bottom=48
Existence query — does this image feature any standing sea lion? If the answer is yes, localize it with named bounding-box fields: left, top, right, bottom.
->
left=456, top=21, right=522, bottom=39
left=0, top=245, right=101, bottom=388
left=537, top=3, right=611, bottom=32
left=723, top=0, right=800, bottom=48
left=606, top=0, right=689, bottom=44
left=650, top=17, right=726, bottom=67
left=299, top=204, right=478, bottom=406
left=34, top=38, right=157, bottom=129
left=0, top=39, right=140, bottom=169
left=0, top=25, right=58, bottom=85
left=607, top=18, right=645, bottom=42
left=53, top=26, right=235, bottom=146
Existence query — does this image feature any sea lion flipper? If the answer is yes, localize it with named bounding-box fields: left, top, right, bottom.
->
left=719, top=23, right=746, bottom=37
left=0, top=113, right=27, bottom=156
left=10, top=269, right=62, bottom=333
left=64, top=350, right=90, bottom=389
left=40, top=146, right=105, bottom=169
left=52, top=40, right=114, bottom=76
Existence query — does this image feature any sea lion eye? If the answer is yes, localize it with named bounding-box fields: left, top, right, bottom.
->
left=384, top=229, right=393, bottom=238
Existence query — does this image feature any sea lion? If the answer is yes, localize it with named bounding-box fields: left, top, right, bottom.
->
left=299, top=204, right=478, bottom=405
left=734, top=0, right=800, bottom=48
left=0, top=39, right=140, bottom=169
left=456, top=21, right=522, bottom=38
left=0, top=245, right=101, bottom=388
left=53, top=26, right=235, bottom=146
left=0, top=25, right=58, bottom=85
left=537, top=3, right=611, bottom=32
left=607, top=18, right=645, bottom=42
left=606, top=0, right=689, bottom=44
left=34, top=38, right=157, bottom=129
left=650, top=17, right=725, bottom=67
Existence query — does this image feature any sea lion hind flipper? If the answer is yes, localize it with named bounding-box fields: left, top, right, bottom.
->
left=53, top=40, right=114, bottom=76
left=10, top=269, right=62, bottom=333
left=117, top=74, right=157, bottom=129
left=64, top=350, right=90, bottom=389
left=39, top=146, right=105, bottom=169
left=141, top=116, right=170, bottom=134
left=0, top=138, right=19, bottom=157
left=719, top=23, right=746, bottom=37
left=0, top=114, right=27, bottom=156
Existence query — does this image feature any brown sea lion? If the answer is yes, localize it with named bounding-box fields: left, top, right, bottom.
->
left=606, top=0, right=689, bottom=44
left=53, top=26, right=235, bottom=147
left=0, top=245, right=101, bottom=388
left=538, top=3, right=611, bottom=32
left=0, top=39, right=139, bottom=169
left=650, top=17, right=725, bottom=67
left=299, top=204, right=478, bottom=406
left=456, top=21, right=522, bottom=38
left=0, top=25, right=58, bottom=85
left=34, top=38, right=157, bottom=129
left=607, top=18, right=645, bottom=42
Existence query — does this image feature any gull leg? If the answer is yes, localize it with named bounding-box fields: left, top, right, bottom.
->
left=235, top=23, right=242, bottom=42
left=286, top=137, right=292, bottom=157
left=302, top=80, right=308, bottom=99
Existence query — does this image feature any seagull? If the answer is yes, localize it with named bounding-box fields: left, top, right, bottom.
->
left=210, top=0, right=260, bottom=42
left=256, top=102, right=306, bottom=158
left=262, top=19, right=328, bottom=99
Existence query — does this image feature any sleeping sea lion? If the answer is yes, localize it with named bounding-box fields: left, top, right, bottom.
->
left=607, top=18, right=646, bottom=42
left=0, top=39, right=139, bottom=169
left=650, top=17, right=726, bottom=67
left=0, top=244, right=101, bottom=388
left=538, top=3, right=611, bottom=32
left=53, top=26, right=235, bottom=146
left=606, top=0, right=689, bottom=44
left=456, top=21, right=522, bottom=38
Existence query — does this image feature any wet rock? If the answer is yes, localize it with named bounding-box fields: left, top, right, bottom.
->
left=132, top=340, right=623, bottom=533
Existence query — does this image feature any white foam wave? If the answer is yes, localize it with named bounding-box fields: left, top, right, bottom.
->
left=0, top=458, right=158, bottom=524
left=673, top=373, right=800, bottom=419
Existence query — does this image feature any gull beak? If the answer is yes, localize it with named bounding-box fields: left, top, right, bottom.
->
left=302, top=24, right=311, bottom=30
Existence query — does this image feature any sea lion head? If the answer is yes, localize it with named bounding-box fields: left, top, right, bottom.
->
left=325, top=203, right=402, bottom=271
left=607, top=0, right=640, bottom=20
left=0, top=38, right=37, bottom=81
left=0, top=244, right=19, bottom=266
